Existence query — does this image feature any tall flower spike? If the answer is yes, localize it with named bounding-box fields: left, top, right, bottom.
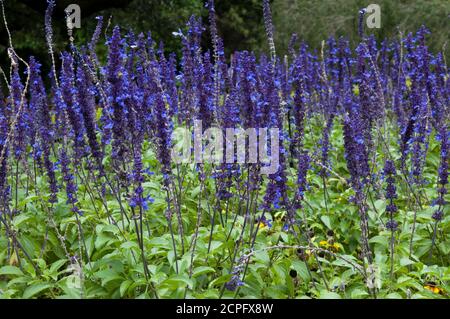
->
left=9, top=54, right=26, bottom=160
left=106, top=26, right=128, bottom=165
left=263, top=0, right=276, bottom=62
left=60, top=148, right=81, bottom=215
left=29, top=57, right=58, bottom=203
left=76, top=64, right=104, bottom=173
left=88, top=16, right=104, bottom=66
left=432, top=127, right=449, bottom=221
left=60, top=52, right=86, bottom=160
left=358, top=8, right=366, bottom=38
left=45, top=0, right=58, bottom=88
left=0, top=87, right=8, bottom=203
left=383, top=160, right=398, bottom=230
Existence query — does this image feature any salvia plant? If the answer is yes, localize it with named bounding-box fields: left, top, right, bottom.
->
left=0, top=0, right=448, bottom=299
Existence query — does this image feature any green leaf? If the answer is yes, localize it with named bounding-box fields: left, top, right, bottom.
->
left=385, top=292, right=403, bottom=299
left=192, top=266, right=215, bottom=278
left=23, top=283, right=52, bottom=299
left=0, top=266, right=24, bottom=276
left=13, top=214, right=31, bottom=228
left=95, top=269, right=123, bottom=286
left=291, top=261, right=310, bottom=282
left=120, top=241, right=140, bottom=250
left=350, top=288, right=369, bottom=298
left=319, top=291, right=342, bottom=299
left=369, top=235, right=388, bottom=247
left=373, top=199, right=386, bottom=212
left=49, top=260, right=68, bottom=274
left=208, top=274, right=233, bottom=289
left=120, top=280, right=133, bottom=297
left=320, top=215, right=332, bottom=229
left=400, top=257, right=415, bottom=267
left=162, top=275, right=194, bottom=289
left=148, top=237, right=170, bottom=248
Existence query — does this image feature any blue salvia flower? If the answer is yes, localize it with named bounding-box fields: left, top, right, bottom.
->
left=106, top=26, right=129, bottom=164
left=432, top=127, right=449, bottom=221
left=45, top=0, right=58, bottom=87
left=355, top=43, right=379, bottom=144
left=342, top=110, right=372, bottom=263
left=391, top=40, right=407, bottom=131
left=261, top=59, right=289, bottom=213
left=0, top=87, right=8, bottom=203
left=9, top=54, right=27, bottom=160
left=410, top=87, right=430, bottom=184
left=88, top=16, right=104, bottom=66
left=153, top=90, right=173, bottom=184
left=236, top=51, right=259, bottom=129
left=76, top=64, right=104, bottom=172
left=180, top=16, right=204, bottom=125
left=293, top=152, right=310, bottom=212
left=159, top=51, right=179, bottom=117
left=262, top=0, right=276, bottom=61
left=60, top=148, right=81, bottom=215
left=342, top=110, right=370, bottom=189
left=214, top=83, right=241, bottom=200
left=383, top=160, right=398, bottom=230
left=291, top=44, right=309, bottom=156
left=29, top=57, right=58, bottom=203
left=358, top=8, right=366, bottom=38
left=224, top=255, right=248, bottom=291
left=224, top=275, right=244, bottom=292
left=124, top=54, right=154, bottom=212
left=60, top=52, right=86, bottom=160
left=199, top=51, right=214, bottom=129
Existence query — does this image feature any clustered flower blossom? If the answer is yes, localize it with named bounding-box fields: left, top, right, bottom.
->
left=432, top=127, right=449, bottom=221
left=384, top=160, right=398, bottom=231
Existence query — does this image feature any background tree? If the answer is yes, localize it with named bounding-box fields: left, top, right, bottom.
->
left=0, top=0, right=448, bottom=76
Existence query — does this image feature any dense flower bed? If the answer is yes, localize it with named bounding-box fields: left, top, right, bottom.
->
left=0, top=0, right=448, bottom=299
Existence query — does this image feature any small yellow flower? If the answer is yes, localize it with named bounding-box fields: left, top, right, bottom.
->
left=258, top=222, right=267, bottom=229
left=331, top=242, right=342, bottom=252
left=405, top=77, right=412, bottom=89
left=319, top=240, right=329, bottom=248
left=352, top=84, right=360, bottom=96
left=319, top=240, right=342, bottom=252
left=424, top=285, right=444, bottom=294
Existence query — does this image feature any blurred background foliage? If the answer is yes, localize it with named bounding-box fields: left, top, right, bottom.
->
left=0, top=0, right=449, bottom=75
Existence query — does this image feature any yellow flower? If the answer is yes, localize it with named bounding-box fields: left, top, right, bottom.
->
left=405, top=77, right=412, bottom=89
left=258, top=222, right=267, bottom=230
left=319, top=240, right=329, bottom=248
left=352, top=84, right=360, bottom=96
left=424, top=285, right=444, bottom=294
left=319, top=240, right=342, bottom=252
left=331, top=242, right=342, bottom=252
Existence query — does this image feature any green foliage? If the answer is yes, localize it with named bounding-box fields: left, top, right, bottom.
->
left=0, top=116, right=448, bottom=299
left=272, top=0, right=450, bottom=56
